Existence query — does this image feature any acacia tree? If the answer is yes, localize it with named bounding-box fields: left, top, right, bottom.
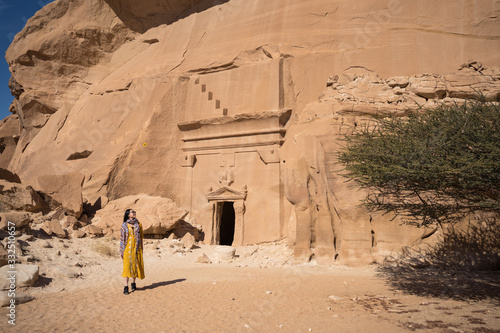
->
left=338, top=98, right=500, bottom=227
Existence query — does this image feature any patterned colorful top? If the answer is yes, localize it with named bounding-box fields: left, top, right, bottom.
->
left=120, top=218, right=142, bottom=258
left=121, top=219, right=145, bottom=279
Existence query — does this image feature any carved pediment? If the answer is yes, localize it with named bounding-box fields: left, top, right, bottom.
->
left=206, top=186, right=247, bottom=201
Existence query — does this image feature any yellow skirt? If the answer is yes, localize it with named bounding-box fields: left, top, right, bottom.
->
left=122, top=224, right=145, bottom=279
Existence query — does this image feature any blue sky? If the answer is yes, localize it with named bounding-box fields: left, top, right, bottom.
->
left=0, top=0, right=55, bottom=121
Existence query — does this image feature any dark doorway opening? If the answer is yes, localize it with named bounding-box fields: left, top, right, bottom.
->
left=219, top=201, right=235, bottom=246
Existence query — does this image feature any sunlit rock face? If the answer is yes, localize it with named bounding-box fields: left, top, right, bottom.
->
left=2, top=0, right=499, bottom=265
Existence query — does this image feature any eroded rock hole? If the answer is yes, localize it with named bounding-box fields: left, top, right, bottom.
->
left=67, top=150, right=93, bottom=161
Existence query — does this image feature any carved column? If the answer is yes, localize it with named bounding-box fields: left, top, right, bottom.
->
left=233, top=200, right=246, bottom=246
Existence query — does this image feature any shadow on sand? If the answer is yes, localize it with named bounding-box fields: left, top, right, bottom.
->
left=377, top=265, right=500, bottom=304
left=138, top=278, right=186, bottom=291
left=35, top=276, right=53, bottom=288
left=377, top=216, right=500, bottom=304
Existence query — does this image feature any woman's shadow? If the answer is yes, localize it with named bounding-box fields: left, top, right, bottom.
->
left=138, top=278, right=186, bottom=291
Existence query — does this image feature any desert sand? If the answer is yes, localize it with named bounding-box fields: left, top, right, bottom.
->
left=1, top=237, right=499, bottom=333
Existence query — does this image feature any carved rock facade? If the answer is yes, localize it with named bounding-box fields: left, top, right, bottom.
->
left=0, top=0, right=498, bottom=265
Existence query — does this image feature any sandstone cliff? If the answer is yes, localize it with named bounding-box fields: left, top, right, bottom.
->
left=1, top=0, right=499, bottom=265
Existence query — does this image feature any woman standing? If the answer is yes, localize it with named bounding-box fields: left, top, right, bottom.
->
left=120, top=209, right=145, bottom=295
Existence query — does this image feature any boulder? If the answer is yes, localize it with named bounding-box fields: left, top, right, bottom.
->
left=60, top=215, right=78, bottom=230
left=40, top=220, right=67, bottom=238
left=26, top=173, right=85, bottom=218
left=409, top=75, right=447, bottom=99
left=92, top=195, right=188, bottom=235
left=72, top=230, right=86, bottom=238
left=0, top=239, right=22, bottom=262
left=14, top=241, right=25, bottom=257
left=172, top=220, right=201, bottom=241
left=180, top=233, right=196, bottom=249
left=0, top=264, right=39, bottom=290
left=103, top=227, right=114, bottom=238
left=386, top=76, right=409, bottom=88
left=18, top=234, right=35, bottom=242
left=196, top=253, right=212, bottom=264
left=45, top=207, right=66, bottom=221
left=85, top=224, right=103, bottom=236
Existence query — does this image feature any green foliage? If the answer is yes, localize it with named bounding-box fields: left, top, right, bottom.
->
left=338, top=99, right=500, bottom=226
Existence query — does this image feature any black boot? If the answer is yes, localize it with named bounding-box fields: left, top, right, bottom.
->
left=123, top=286, right=129, bottom=295
left=131, top=283, right=137, bottom=292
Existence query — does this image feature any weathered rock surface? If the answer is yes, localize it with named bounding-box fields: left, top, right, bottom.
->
left=72, top=229, right=86, bottom=238
left=0, top=211, right=32, bottom=230
left=0, top=115, right=20, bottom=169
left=26, top=173, right=85, bottom=218
left=0, top=180, right=47, bottom=213
left=84, top=224, right=103, bottom=237
left=196, top=253, right=211, bottom=264
left=0, top=0, right=498, bottom=265
left=180, top=232, right=196, bottom=249
left=91, top=195, right=189, bottom=236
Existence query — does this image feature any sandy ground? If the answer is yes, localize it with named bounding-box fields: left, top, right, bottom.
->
left=1, top=237, right=499, bottom=333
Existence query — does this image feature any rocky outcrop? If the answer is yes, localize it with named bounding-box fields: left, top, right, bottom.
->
left=4, top=0, right=498, bottom=201
left=0, top=0, right=498, bottom=265
left=301, top=62, right=500, bottom=121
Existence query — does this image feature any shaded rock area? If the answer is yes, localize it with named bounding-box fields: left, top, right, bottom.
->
left=301, top=62, right=500, bottom=121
